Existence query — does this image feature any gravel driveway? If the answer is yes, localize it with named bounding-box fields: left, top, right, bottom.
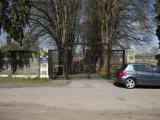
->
left=0, top=79, right=160, bottom=120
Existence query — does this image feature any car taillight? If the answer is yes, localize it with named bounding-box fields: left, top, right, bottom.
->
left=118, top=71, right=126, bottom=77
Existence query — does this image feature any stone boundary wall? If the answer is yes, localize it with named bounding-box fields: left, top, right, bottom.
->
left=0, top=51, right=39, bottom=76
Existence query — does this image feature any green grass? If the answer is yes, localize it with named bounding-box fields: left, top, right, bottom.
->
left=97, top=72, right=116, bottom=80
left=0, top=76, right=50, bottom=84
left=97, top=72, right=107, bottom=78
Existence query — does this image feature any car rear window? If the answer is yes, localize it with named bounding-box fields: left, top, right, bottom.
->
left=120, top=64, right=134, bottom=72
left=125, top=65, right=134, bottom=71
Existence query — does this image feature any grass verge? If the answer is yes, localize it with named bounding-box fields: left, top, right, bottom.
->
left=0, top=76, right=51, bottom=84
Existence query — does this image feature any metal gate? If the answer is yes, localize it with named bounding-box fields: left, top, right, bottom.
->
left=48, top=50, right=65, bottom=79
left=48, top=46, right=100, bottom=79
left=48, top=46, right=125, bottom=80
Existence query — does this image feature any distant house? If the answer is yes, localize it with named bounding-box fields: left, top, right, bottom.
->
left=125, top=49, right=135, bottom=63
left=135, top=54, right=157, bottom=65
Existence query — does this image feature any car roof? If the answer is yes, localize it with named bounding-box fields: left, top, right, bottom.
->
left=126, top=63, right=155, bottom=66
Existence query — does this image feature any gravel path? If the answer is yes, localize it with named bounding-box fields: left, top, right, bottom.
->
left=0, top=79, right=160, bottom=120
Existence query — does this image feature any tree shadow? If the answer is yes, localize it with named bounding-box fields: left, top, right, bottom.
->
left=136, top=86, right=160, bottom=89
left=113, top=82, right=160, bottom=89
left=113, top=82, right=125, bottom=88
left=0, top=50, right=34, bottom=74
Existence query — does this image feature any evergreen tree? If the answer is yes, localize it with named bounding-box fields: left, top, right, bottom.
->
left=0, top=0, right=31, bottom=45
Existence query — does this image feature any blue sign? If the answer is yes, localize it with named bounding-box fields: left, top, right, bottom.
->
left=41, top=57, right=48, bottom=63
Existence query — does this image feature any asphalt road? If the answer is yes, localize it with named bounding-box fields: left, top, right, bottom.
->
left=0, top=79, right=160, bottom=120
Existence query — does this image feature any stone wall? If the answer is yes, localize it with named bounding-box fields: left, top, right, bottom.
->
left=0, top=51, right=39, bottom=76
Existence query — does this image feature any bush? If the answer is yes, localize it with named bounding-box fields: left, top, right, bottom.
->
left=98, top=72, right=107, bottom=78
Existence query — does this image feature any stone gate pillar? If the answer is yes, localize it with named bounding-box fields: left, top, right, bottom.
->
left=40, top=49, right=49, bottom=78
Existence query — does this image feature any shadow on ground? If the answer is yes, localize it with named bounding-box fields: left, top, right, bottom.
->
left=113, top=82, right=160, bottom=89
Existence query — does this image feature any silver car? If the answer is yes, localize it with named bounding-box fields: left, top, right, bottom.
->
left=115, top=63, right=160, bottom=89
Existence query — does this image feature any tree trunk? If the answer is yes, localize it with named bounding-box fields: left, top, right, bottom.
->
left=67, top=49, right=73, bottom=73
left=58, top=50, right=64, bottom=75
left=102, top=47, right=111, bottom=79
left=106, top=48, right=111, bottom=79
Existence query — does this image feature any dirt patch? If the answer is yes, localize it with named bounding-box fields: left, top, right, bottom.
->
left=0, top=80, right=160, bottom=120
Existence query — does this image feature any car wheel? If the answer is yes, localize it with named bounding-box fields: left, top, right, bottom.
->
left=125, top=78, right=136, bottom=89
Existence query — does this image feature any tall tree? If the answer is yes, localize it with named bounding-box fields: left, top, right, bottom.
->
left=156, top=0, right=160, bottom=66
left=156, top=0, right=160, bottom=41
left=84, top=0, right=151, bottom=78
left=30, top=0, right=81, bottom=74
left=0, top=0, right=31, bottom=45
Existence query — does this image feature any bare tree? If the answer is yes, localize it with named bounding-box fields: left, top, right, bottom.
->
left=29, top=0, right=81, bottom=74
left=84, top=0, right=152, bottom=78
